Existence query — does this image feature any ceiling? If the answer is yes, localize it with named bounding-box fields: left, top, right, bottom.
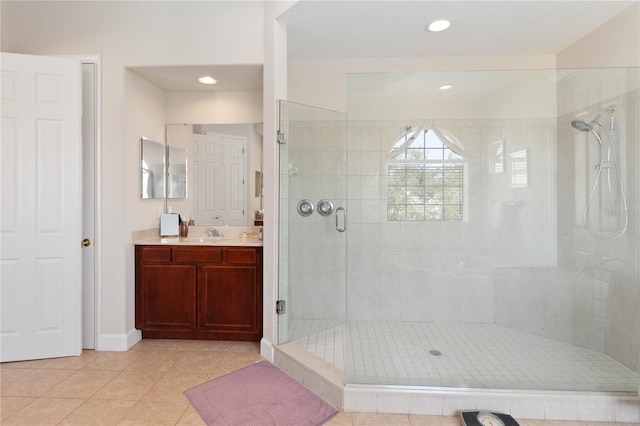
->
left=133, top=1, right=637, bottom=92
left=129, top=64, right=263, bottom=92
left=280, top=0, right=637, bottom=59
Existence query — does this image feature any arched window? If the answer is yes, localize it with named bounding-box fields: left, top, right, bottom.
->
left=387, top=127, right=466, bottom=221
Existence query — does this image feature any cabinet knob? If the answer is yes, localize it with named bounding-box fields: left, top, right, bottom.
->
left=82, top=238, right=92, bottom=247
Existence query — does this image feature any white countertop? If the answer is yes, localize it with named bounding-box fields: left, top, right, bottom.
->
left=134, top=225, right=263, bottom=247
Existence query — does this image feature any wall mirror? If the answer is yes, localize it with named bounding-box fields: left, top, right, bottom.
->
left=140, top=137, right=166, bottom=199
left=166, top=123, right=263, bottom=226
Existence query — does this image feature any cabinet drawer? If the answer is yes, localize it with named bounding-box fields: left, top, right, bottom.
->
left=174, top=247, right=223, bottom=263
left=139, top=246, right=172, bottom=263
left=226, top=248, right=257, bottom=264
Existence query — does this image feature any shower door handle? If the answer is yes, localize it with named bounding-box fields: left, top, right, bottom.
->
left=335, top=207, right=346, bottom=232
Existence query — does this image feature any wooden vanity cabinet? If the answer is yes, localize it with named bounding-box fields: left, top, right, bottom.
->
left=135, top=245, right=262, bottom=341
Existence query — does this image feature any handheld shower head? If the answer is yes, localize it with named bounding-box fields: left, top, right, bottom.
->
left=571, top=119, right=594, bottom=132
left=571, top=105, right=616, bottom=133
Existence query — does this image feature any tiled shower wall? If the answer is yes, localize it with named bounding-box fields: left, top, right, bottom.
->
left=277, top=100, right=350, bottom=345
left=556, top=89, right=640, bottom=372
left=287, top=119, right=348, bottom=322
left=344, top=118, right=557, bottom=324
left=288, top=117, right=558, bottom=324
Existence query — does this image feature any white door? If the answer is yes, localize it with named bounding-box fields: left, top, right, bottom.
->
left=1, top=52, right=83, bottom=362
left=192, top=132, right=245, bottom=225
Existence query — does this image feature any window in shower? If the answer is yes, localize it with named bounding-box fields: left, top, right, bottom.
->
left=386, top=128, right=466, bottom=221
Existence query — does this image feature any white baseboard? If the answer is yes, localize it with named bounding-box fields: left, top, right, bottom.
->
left=96, top=329, right=141, bottom=351
left=260, top=337, right=274, bottom=362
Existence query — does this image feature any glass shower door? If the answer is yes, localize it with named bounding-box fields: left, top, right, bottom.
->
left=276, top=100, right=348, bottom=368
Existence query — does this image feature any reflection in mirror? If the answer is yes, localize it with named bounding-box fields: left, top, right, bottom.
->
left=166, top=123, right=263, bottom=226
left=255, top=171, right=263, bottom=198
left=510, top=149, right=528, bottom=188
left=167, top=146, right=187, bottom=199
left=141, top=137, right=165, bottom=199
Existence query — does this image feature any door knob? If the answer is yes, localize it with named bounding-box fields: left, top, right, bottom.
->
left=82, top=238, right=92, bottom=247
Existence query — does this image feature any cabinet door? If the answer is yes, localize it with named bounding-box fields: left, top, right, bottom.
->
left=139, top=265, right=196, bottom=330
left=198, top=265, right=259, bottom=334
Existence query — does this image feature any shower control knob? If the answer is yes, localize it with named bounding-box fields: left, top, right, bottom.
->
left=297, top=199, right=315, bottom=217
left=317, top=199, right=334, bottom=216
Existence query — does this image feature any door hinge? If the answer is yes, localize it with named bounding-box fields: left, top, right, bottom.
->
left=277, top=130, right=286, bottom=144
left=276, top=300, right=286, bottom=315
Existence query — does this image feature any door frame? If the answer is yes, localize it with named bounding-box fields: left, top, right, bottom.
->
left=69, top=54, right=102, bottom=350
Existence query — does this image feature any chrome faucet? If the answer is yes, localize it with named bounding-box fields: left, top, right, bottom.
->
left=208, top=215, right=225, bottom=237
left=208, top=228, right=223, bottom=237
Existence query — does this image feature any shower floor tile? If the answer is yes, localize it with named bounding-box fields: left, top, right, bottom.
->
left=289, top=320, right=640, bottom=392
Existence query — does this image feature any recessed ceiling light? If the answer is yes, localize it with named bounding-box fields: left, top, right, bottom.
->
left=439, top=84, right=453, bottom=90
left=427, top=19, right=451, bottom=32
left=198, top=76, right=217, bottom=85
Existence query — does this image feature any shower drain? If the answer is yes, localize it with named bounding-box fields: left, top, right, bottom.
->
left=428, top=349, right=442, bottom=356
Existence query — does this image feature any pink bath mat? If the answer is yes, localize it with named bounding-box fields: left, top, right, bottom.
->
left=184, top=360, right=338, bottom=425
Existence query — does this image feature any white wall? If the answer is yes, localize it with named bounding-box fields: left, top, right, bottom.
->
left=122, top=70, right=167, bottom=345
left=346, top=70, right=558, bottom=120
left=288, top=55, right=557, bottom=113
left=125, top=71, right=167, bottom=230
left=165, top=91, right=263, bottom=124
left=3, top=1, right=265, bottom=350
left=557, top=3, right=640, bottom=69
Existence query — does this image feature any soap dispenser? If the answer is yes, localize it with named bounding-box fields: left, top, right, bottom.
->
left=179, top=215, right=189, bottom=237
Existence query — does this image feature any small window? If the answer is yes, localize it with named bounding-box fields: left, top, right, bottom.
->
left=387, top=128, right=466, bottom=222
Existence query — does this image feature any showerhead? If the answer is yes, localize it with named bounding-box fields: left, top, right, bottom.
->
left=571, top=105, right=616, bottom=133
left=571, top=119, right=594, bottom=132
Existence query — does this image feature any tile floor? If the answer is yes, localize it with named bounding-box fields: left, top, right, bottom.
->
left=0, top=339, right=636, bottom=425
left=290, top=320, right=640, bottom=392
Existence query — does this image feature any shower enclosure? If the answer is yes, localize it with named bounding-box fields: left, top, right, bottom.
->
left=277, top=67, right=640, bottom=394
